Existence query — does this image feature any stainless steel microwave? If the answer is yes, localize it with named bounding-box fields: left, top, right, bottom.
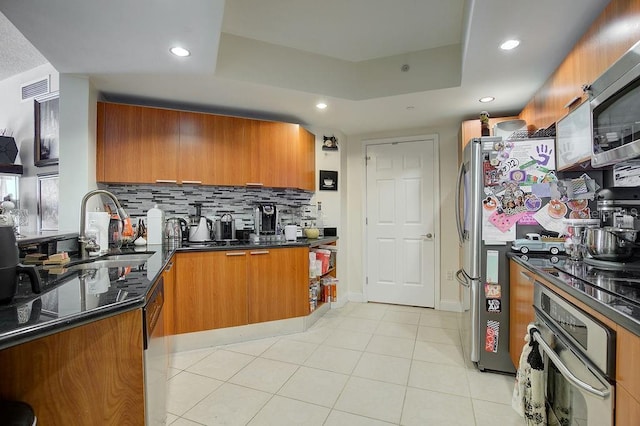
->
left=589, top=40, right=640, bottom=167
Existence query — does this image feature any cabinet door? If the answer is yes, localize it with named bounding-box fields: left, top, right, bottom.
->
left=509, top=260, right=536, bottom=368
left=96, top=102, right=180, bottom=183
left=174, top=251, right=248, bottom=334
left=298, top=127, right=316, bottom=191
left=616, top=384, right=640, bottom=426
left=247, top=120, right=300, bottom=189
left=247, top=247, right=309, bottom=323
left=178, top=112, right=248, bottom=185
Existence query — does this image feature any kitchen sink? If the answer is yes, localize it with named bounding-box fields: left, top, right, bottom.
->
left=66, top=252, right=153, bottom=271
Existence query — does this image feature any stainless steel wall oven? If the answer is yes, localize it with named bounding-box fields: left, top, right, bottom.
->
left=531, top=282, right=615, bottom=425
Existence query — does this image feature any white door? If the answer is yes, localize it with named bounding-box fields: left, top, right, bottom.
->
left=365, top=138, right=438, bottom=307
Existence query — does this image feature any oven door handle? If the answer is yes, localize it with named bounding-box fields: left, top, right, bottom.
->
left=532, top=329, right=610, bottom=398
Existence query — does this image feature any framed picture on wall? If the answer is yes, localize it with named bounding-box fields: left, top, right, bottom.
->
left=34, top=91, right=60, bottom=167
left=319, top=170, right=338, bottom=191
left=37, top=173, right=59, bottom=231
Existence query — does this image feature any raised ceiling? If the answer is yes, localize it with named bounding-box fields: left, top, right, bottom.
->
left=0, top=0, right=611, bottom=134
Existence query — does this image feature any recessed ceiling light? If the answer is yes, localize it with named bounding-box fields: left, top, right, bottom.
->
left=170, top=46, right=191, bottom=57
left=500, top=39, right=520, bottom=50
left=316, top=102, right=328, bottom=110
left=479, top=96, right=495, bottom=103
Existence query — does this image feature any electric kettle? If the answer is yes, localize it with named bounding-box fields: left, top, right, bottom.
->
left=0, top=217, right=42, bottom=304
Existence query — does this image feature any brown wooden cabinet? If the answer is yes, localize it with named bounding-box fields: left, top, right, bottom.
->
left=171, top=247, right=309, bottom=334
left=97, top=102, right=315, bottom=190
left=508, top=260, right=536, bottom=368
left=178, top=111, right=249, bottom=185
left=173, top=251, right=248, bottom=334
left=247, top=247, right=309, bottom=323
left=0, top=309, right=145, bottom=425
left=616, top=384, right=640, bottom=426
left=520, top=0, right=640, bottom=130
left=97, top=102, right=180, bottom=184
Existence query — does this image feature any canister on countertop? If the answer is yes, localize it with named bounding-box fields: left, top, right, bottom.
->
left=146, top=204, right=165, bottom=245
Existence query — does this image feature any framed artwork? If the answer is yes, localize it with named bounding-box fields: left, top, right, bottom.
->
left=322, top=135, right=338, bottom=151
left=37, top=173, right=59, bottom=231
left=34, top=91, right=60, bottom=166
left=319, top=170, right=338, bottom=191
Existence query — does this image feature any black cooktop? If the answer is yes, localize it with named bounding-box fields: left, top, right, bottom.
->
left=554, top=260, right=640, bottom=320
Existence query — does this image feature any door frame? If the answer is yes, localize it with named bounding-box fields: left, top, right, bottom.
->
left=361, top=134, right=441, bottom=309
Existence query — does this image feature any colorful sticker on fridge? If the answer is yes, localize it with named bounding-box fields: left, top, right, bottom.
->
left=486, top=299, right=501, bottom=313
left=485, top=320, right=500, bottom=353
left=517, top=211, right=539, bottom=225
left=484, top=284, right=501, bottom=299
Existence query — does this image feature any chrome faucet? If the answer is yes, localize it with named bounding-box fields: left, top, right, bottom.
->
left=79, top=189, right=129, bottom=258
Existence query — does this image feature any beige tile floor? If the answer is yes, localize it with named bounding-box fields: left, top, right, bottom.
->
left=165, top=302, right=524, bottom=425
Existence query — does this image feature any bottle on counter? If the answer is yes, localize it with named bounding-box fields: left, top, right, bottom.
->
left=316, top=202, right=324, bottom=238
left=146, top=204, right=165, bottom=245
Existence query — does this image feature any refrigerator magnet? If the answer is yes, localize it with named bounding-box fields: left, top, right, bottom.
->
left=484, top=284, right=501, bottom=299
left=486, top=299, right=501, bottom=313
left=485, top=320, right=500, bottom=353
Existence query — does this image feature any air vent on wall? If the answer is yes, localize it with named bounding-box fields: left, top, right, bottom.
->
left=20, top=76, right=50, bottom=101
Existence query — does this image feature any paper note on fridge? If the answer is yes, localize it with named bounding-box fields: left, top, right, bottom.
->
left=482, top=209, right=516, bottom=242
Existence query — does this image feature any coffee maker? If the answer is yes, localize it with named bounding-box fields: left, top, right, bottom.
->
left=255, top=204, right=278, bottom=235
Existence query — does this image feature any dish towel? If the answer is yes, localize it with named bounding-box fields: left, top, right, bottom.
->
left=512, top=324, right=547, bottom=425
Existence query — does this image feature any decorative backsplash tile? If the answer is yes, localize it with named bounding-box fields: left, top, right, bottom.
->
left=102, top=183, right=314, bottom=228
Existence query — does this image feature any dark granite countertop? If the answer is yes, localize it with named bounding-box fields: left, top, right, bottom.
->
left=0, top=237, right=338, bottom=350
left=509, top=253, right=640, bottom=336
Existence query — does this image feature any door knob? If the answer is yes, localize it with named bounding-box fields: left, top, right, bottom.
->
left=422, top=233, right=433, bottom=240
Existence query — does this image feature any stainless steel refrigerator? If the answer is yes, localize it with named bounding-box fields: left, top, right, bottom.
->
left=455, top=136, right=556, bottom=374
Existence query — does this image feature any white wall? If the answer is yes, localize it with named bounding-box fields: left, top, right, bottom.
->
left=58, top=74, right=99, bottom=232
left=0, top=64, right=59, bottom=232
left=344, top=122, right=463, bottom=311
left=308, top=127, right=347, bottom=306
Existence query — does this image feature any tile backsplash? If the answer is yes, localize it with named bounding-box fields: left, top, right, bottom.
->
left=102, top=183, right=314, bottom=229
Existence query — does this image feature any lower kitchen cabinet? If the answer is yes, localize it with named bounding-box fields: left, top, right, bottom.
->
left=509, top=260, right=536, bottom=368
left=617, top=384, right=640, bottom=426
left=247, top=247, right=309, bottom=323
left=0, top=309, right=145, bottom=425
left=174, top=251, right=248, bottom=334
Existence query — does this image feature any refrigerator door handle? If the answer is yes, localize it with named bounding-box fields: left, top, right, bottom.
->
left=455, top=161, right=466, bottom=244
left=455, top=269, right=470, bottom=287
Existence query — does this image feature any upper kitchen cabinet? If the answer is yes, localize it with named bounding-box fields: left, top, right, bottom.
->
left=179, top=111, right=249, bottom=185
left=246, top=119, right=316, bottom=191
left=97, top=102, right=316, bottom=190
left=520, top=0, right=640, bottom=130
left=96, top=102, right=180, bottom=184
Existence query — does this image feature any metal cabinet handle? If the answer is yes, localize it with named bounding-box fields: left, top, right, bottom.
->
left=246, top=182, right=264, bottom=187
left=181, top=180, right=202, bottom=184
left=226, top=252, right=246, bottom=256
left=156, top=179, right=177, bottom=183
left=531, top=329, right=610, bottom=398
left=250, top=250, right=269, bottom=255
left=164, top=261, right=174, bottom=272
left=455, top=269, right=470, bottom=287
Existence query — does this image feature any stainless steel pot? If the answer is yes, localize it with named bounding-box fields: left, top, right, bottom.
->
left=584, top=227, right=639, bottom=261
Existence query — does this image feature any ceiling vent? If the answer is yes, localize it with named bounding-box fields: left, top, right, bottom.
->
left=20, top=76, right=50, bottom=102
